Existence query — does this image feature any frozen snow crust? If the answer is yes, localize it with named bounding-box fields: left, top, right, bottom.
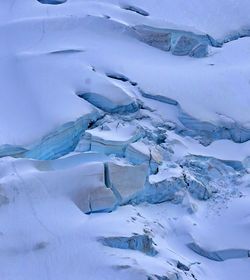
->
left=1, top=1, right=250, bottom=280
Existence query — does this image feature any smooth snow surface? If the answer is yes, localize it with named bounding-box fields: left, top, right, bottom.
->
left=1, top=1, right=250, bottom=280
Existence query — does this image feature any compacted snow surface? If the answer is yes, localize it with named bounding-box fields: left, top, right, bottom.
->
left=1, top=1, right=250, bottom=279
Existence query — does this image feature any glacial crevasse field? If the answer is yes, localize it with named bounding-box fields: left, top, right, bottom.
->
left=1, top=1, right=250, bottom=279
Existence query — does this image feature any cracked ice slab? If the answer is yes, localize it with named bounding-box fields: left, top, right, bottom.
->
left=1, top=153, right=151, bottom=214
left=76, top=70, right=139, bottom=114
left=24, top=112, right=100, bottom=160
left=142, top=164, right=187, bottom=204
left=2, top=155, right=117, bottom=214
left=133, top=25, right=211, bottom=57
left=188, top=242, right=250, bottom=262
left=131, top=162, right=211, bottom=205
left=125, top=141, right=163, bottom=173
left=0, top=145, right=28, bottom=158
left=178, top=110, right=250, bottom=144
left=80, top=122, right=143, bottom=156
left=100, top=234, right=158, bottom=256
left=106, top=161, right=148, bottom=204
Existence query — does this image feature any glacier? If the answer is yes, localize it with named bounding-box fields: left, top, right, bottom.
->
left=0, top=1, right=250, bottom=280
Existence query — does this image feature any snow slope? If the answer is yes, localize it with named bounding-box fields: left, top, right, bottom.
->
left=0, top=1, right=250, bottom=280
